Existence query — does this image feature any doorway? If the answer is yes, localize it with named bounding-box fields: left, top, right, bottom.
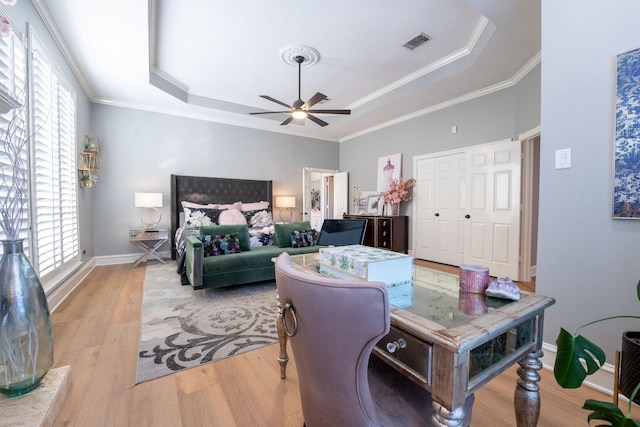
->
left=519, top=129, right=540, bottom=283
left=302, top=167, right=337, bottom=229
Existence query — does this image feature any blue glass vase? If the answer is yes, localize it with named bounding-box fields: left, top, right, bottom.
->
left=0, top=240, right=53, bottom=397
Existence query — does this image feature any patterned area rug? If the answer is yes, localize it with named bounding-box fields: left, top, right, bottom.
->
left=135, top=262, right=279, bottom=383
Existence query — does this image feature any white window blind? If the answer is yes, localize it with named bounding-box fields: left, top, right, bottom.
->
left=29, top=30, right=78, bottom=280
left=0, top=15, right=29, bottom=255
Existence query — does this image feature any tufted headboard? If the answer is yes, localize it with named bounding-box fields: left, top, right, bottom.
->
left=170, top=174, right=273, bottom=259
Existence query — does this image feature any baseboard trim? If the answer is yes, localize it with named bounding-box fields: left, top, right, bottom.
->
left=47, top=259, right=96, bottom=313
left=94, top=251, right=171, bottom=266
left=46, top=250, right=172, bottom=312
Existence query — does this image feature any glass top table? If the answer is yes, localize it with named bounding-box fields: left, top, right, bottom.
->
left=277, top=252, right=555, bottom=427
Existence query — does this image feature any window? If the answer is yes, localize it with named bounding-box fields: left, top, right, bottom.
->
left=29, top=30, right=78, bottom=283
left=0, top=14, right=29, bottom=254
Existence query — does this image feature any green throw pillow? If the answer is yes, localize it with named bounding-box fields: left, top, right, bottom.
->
left=274, top=221, right=312, bottom=248
left=199, top=224, right=251, bottom=251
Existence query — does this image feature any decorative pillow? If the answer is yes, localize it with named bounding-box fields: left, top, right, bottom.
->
left=217, top=201, right=242, bottom=210
left=218, top=208, right=248, bottom=225
left=182, top=201, right=220, bottom=209
left=274, top=221, right=312, bottom=248
left=199, top=224, right=251, bottom=251
left=290, top=229, right=319, bottom=248
left=241, top=201, right=270, bottom=211
left=184, top=207, right=226, bottom=225
left=184, top=209, right=213, bottom=227
left=244, top=209, right=273, bottom=227
left=198, top=233, right=241, bottom=257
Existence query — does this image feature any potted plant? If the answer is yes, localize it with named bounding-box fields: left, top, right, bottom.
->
left=80, top=173, right=97, bottom=188
left=84, top=135, right=99, bottom=152
left=554, top=279, right=640, bottom=426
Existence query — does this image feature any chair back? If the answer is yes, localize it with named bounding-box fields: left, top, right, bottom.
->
left=275, top=252, right=389, bottom=427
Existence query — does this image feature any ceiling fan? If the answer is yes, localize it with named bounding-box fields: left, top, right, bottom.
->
left=250, top=55, right=351, bottom=127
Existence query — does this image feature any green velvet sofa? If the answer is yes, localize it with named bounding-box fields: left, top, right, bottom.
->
left=184, top=221, right=321, bottom=290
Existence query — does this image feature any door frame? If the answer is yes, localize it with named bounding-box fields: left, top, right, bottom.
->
left=412, top=138, right=524, bottom=279
left=303, top=167, right=338, bottom=225
left=519, top=126, right=540, bottom=282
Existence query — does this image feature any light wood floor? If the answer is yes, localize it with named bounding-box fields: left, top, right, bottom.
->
left=49, top=262, right=638, bottom=427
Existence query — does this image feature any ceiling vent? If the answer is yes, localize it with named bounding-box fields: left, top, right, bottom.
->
left=402, top=33, right=431, bottom=50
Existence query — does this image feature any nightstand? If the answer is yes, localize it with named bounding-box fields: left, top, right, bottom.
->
left=129, top=227, right=169, bottom=267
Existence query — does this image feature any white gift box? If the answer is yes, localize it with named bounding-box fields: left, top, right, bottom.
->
left=319, top=244, right=413, bottom=287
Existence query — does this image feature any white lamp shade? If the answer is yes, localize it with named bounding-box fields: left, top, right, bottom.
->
left=135, top=192, right=163, bottom=208
left=275, top=196, right=296, bottom=208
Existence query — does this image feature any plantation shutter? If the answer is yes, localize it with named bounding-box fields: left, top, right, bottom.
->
left=0, top=15, right=29, bottom=254
left=29, top=30, right=78, bottom=280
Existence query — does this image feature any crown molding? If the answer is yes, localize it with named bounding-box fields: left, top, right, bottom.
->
left=340, top=52, right=541, bottom=142
left=347, top=16, right=494, bottom=110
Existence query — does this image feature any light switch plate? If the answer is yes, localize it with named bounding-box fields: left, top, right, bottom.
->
left=555, top=148, right=572, bottom=169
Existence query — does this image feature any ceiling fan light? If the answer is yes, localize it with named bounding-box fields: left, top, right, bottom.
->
left=292, top=110, right=307, bottom=119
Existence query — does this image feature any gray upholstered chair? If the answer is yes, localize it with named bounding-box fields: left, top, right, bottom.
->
left=275, top=252, right=474, bottom=427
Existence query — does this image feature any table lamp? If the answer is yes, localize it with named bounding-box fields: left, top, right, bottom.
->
left=275, top=196, right=296, bottom=223
left=135, top=192, right=163, bottom=229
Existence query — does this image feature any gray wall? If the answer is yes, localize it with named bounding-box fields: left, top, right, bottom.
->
left=340, top=64, right=540, bottom=244
left=5, top=2, right=94, bottom=259
left=537, top=1, right=640, bottom=361
left=89, top=104, right=339, bottom=256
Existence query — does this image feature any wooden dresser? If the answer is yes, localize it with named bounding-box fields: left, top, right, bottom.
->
left=343, top=214, right=408, bottom=253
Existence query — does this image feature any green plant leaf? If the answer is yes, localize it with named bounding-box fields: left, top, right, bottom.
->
left=636, top=279, right=640, bottom=302
left=584, top=399, right=640, bottom=427
left=554, top=328, right=606, bottom=388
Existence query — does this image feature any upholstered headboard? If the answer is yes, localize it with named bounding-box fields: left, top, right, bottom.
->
left=170, top=174, right=273, bottom=259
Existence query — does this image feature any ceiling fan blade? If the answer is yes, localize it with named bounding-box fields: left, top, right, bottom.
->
left=260, top=95, right=293, bottom=109
left=280, top=116, right=295, bottom=126
left=307, top=109, right=351, bottom=115
left=249, top=111, right=291, bottom=115
left=306, top=114, right=329, bottom=127
left=302, top=92, right=327, bottom=109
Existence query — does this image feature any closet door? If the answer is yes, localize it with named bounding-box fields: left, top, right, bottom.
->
left=413, top=153, right=465, bottom=265
left=433, top=153, right=465, bottom=265
left=414, top=157, right=435, bottom=260
left=464, top=139, right=521, bottom=279
left=413, top=139, right=522, bottom=280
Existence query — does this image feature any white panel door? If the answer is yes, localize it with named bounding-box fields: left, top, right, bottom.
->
left=464, top=139, right=522, bottom=279
left=433, top=153, right=466, bottom=266
left=414, top=157, right=436, bottom=260
left=332, top=172, right=349, bottom=219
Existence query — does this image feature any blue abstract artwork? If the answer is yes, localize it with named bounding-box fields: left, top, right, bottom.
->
left=614, top=47, right=640, bottom=218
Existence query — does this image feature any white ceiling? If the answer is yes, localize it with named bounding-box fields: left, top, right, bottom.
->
left=35, top=0, right=540, bottom=142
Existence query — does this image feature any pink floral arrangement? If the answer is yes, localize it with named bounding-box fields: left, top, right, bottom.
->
left=383, top=177, right=416, bottom=204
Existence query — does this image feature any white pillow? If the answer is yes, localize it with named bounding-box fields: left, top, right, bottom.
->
left=218, top=208, right=247, bottom=225
left=181, top=200, right=220, bottom=209
left=218, top=201, right=242, bottom=210
left=242, top=201, right=270, bottom=211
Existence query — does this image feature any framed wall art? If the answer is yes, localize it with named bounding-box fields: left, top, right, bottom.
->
left=377, top=153, right=402, bottom=193
left=613, top=47, right=640, bottom=219
left=367, top=194, right=383, bottom=215
left=356, top=197, right=368, bottom=214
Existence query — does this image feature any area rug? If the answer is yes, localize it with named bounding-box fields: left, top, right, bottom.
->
left=135, top=262, right=279, bottom=383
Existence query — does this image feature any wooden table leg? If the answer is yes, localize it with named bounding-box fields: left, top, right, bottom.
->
left=431, top=401, right=465, bottom=427
left=514, top=349, right=543, bottom=427
left=276, top=301, right=289, bottom=379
